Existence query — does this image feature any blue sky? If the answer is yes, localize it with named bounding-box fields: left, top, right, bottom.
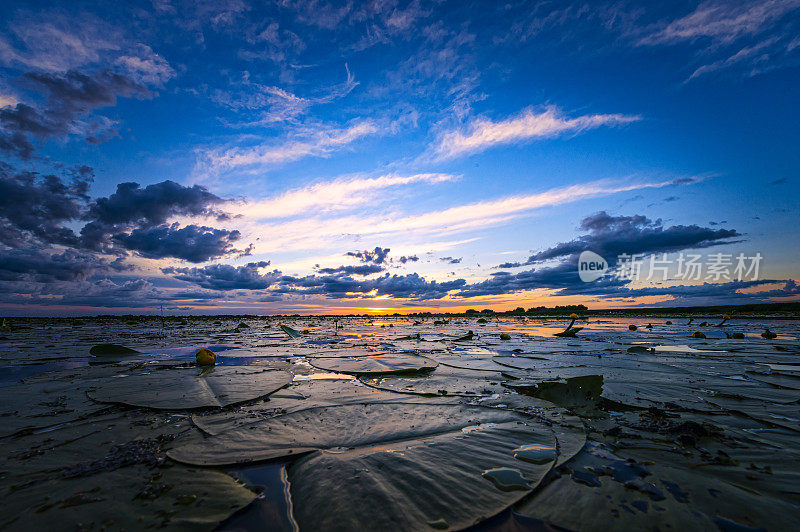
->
left=1, top=0, right=798, bottom=314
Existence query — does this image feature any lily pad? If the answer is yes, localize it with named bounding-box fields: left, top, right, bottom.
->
left=88, top=365, right=292, bottom=410
left=360, top=365, right=505, bottom=397
left=280, top=325, right=303, bottom=338
left=89, top=343, right=141, bottom=356
left=0, top=412, right=255, bottom=530
left=308, top=353, right=438, bottom=375
left=285, top=406, right=558, bottom=531
left=171, top=402, right=562, bottom=530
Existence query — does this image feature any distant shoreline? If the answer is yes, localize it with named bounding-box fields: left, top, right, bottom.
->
left=1, top=301, right=799, bottom=320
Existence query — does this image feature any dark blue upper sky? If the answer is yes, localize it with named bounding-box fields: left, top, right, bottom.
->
left=1, top=0, right=798, bottom=314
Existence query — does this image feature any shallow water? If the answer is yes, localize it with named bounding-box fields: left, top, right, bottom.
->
left=0, top=315, right=798, bottom=530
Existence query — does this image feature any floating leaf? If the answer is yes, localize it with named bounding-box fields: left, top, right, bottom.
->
left=0, top=412, right=255, bottom=530
left=88, top=365, right=292, bottom=410
left=280, top=325, right=303, bottom=338
left=89, top=343, right=141, bottom=356
left=308, top=353, right=438, bottom=375
left=286, top=407, right=558, bottom=531
left=360, top=365, right=505, bottom=397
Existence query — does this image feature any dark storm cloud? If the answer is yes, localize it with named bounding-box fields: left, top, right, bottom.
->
left=162, top=261, right=277, bottom=290
left=84, top=180, right=225, bottom=230
left=113, top=223, right=241, bottom=263
left=1, top=163, right=238, bottom=260
left=0, top=129, right=36, bottom=159
left=0, top=166, right=90, bottom=247
left=164, top=259, right=467, bottom=301
left=80, top=179, right=232, bottom=255
left=0, top=70, right=149, bottom=158
left=466, top=212, right=750, bottom=300
left=498, top=211, right=742, bottom=268
left=0, top=248, right=107, bottom=283
left=316, top=264, right=385, bottom=275
left=457, top=262, right=613, bottom=298
left=346, top=246, right=390, bottom=264
left=275, top=272, right=467, bottom=301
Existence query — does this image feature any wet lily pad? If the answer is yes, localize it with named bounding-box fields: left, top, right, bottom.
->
left=168, top=403, right=553, bottom=467
left=89, top=343, right=141, bottom=356
left=308, top=353, right=438, bottom=375
left=280, top=325, right=303, bottom=338
left=176, top=402, right=560, bottom=530
left=0, top=412, right=255, bottom=530
left=360, top=365, right=505, bottom=397
left=88, top=365, right=292, bottom=410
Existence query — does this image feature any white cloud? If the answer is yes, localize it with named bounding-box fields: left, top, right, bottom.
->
left=115, top=45, right=176, bottom=86
left=214, top=65, right=358, bottom=126
left=0, top=92, right=18, bottom=108
left=688, top=37, right=779, bottom=79
left=234, top=177, right=686, bottom=256
left=239, top=172, right=459, bottom=219
left=194, top=120, right=380, bottom=179
left=639, top=0, right=800, bottom=46
left=0, top=16, right=121, bottom=72
left=432, top=106, right=640, bottom=160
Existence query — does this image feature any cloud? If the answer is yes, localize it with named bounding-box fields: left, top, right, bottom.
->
left=440, top=256, right=462, bottom=264
left=498, top=211, right=742, bottom=268
left=465, top=211, right=746, bottom=300
left=214, top=65, right=357, bottom=125
left=80, top=184, right=242, bottom=262
left=237, top=178, right=695, bottom=256
left=398, top=255, right=419, bottom=264
left=115, top=44, right=176, bottom=86
left=1, top=167, right=240, bottom=265
left=113, top=223, right=242, bottom=263
left=0, top=92, right=18, bottom=108
left=0, top=248, right=106, bottom=283
left=194, top=119, right=379, bottom=177
left=638, top=1, right=800, bottom=46
left=0, top=69, right=150, bottom=158
left=238, top=173, right=457, bottom=219
left=432, top=105, right=640, bottom=160
left=163, top=261, right=277, bottom=290
left=274, top=272, right=467, bottom=301
left=638, top=1, right=800, bottom=80
left=0, top=166, right=91, bottom=247
left=316, top=264, right=385, bottom=275
left=85, top=180, right=224, bottom=229
left=0, top=15, right=122, bottom=72
left=346, top=246, right=391, bottom=264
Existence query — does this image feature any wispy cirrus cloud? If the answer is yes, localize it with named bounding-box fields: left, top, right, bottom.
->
left=193, top=119, right=379, bottom=179
left=213, top=65, right=358, bottom=126
left=237, top=172, right=458, bottom=219
left=236, top=177, right=695, bottom=255
left=431, top=105, right=640, bottom=160
left=638, top=0, right=800, bottom=46
left=637, top=0, right=800, bottom=81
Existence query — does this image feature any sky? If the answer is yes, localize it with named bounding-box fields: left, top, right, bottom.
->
left=0, top=0, right=799, bottom=315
